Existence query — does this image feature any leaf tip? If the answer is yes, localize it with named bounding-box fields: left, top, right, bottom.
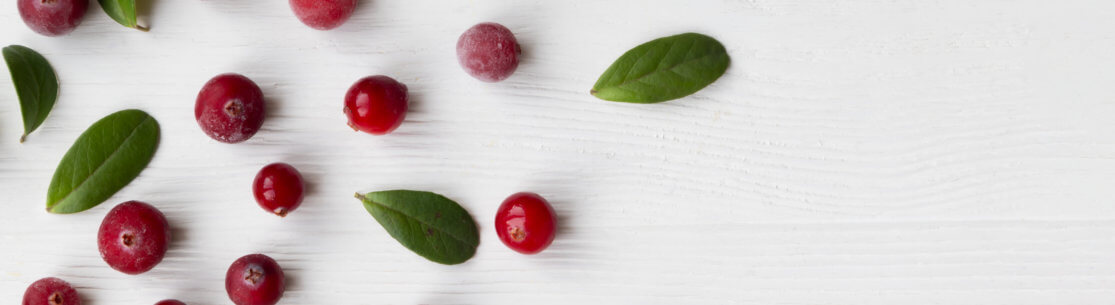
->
left=19, top=134, right=26, bottom=143
left=135, top=24, right=150, bottom=32
left=354, top=192, right=365, bottom=200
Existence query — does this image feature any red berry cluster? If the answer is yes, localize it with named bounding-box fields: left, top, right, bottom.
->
left=18, top=1, right=552, bottom=304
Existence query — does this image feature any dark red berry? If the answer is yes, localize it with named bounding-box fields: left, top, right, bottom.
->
left=22, top=277, right=80, bottom=305
left=226, top=254, right=284, bottom=305
left=495, top=192, right=556, bottom=254
left=253, top=162, right=305, bottom=217
left=195, top=73, right=266, bottom=143
left=343, top=75, right=408, bottom=135
left=456, top=22, right=521, bottom=82
left=289, top=0, right=356, bottom=30
left=97, top=201, right=171, bottom=275
left=154, top=300, right=185, bottom=305
left=17, top=0, right=87, bottom=37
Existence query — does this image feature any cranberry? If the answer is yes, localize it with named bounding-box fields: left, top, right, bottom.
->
left=253, top=162, right=305, bottom=217
left=289, top=0, right=356, bottom=30
left=195, top=73, right=266, bottom=143
left=495, top=192, right=556, bottom=254
left=97, top=201, right=171, bottom=275
left=456, top=22, right=521, bottom=82
left=343, top=75, right=408, bottom=135
left=226, top=254, right=284, bottom=305
left=22, top=277, right=80, bottom=305
left=154, top=300, right=185, bottom=305
left=17, top=0, right=87, bottom=37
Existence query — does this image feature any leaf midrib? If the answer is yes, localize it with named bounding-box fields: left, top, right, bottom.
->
left=600, top=41, right=723, bottom=92
left=364, top=196, right=476, bottom=248
left=7, top=48, right=43, bottom=131
left=50, top=116, right=151, bottom=211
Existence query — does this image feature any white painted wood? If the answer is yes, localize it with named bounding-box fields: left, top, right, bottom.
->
left=2, top=0, right=1115, bottom=304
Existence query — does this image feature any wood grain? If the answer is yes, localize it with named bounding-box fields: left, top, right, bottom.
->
left=2, top=0, right=1114, bottom=304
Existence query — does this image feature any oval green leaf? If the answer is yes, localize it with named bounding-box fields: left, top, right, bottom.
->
left=98, top=0, right=148, bottom=31
left=591, top=33, right=730, bottom=104
left=3, top=45, right=58, bottom=143
left=47, top=109, right=160, bottom=214
left=356, top=190, right=479, bottom=265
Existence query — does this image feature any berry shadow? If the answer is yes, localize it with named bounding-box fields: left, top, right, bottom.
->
left=349, top=0, right=379, bottom=26
left=521, top=169, right=591, bottom=256
left=77, top=289, right=97, bottom=305
left=510, top=26, right=535, bottom=69
left=297, top=164, right=320, bottom=198
left=281, top=266, right=302, bottom=295
left=403, top=83, right=428, bottom=123
left=167, top=216, right=189, bottom=252
left=261, top=84, right=286, bottom=128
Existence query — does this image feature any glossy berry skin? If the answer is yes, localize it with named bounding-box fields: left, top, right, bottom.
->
left=154, top=300, right=185, bottom=305
left=98, top=201, right=171, bottom=275
left=226, top=254, right=284, bottom=305
left=343, top=75, right=408, bottom=135
left=23, top=277, right=80, bottom=305
left=195, top=73, right=266, bottom=143
left=289, top=0, right=356, bottom=30
left=253, top=162, right=305, bottom=217
left=17, top=0, right=88, bottom=37
left=495, top=192, right=556, bottom=254
left=456, top=22, right=521, bottom=82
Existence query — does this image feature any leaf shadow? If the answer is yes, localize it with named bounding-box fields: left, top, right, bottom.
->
left=135, top=0, right=159, bottom=30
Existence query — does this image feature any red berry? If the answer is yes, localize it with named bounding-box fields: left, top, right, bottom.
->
left=195, top=73, right=266, bottom=143
left=343, top=75, right=408, bottom=135
left=253, top=162, right=305, bottom=217
left=226, top=254, right=284, bottom=305
left=289, top=0, right=356, bottom=30
left=17, top=0, right=87, bottom=37
left=154, top=300, right=185, bottom=305
left=23, top=277, right=80, bottom=305
left=495, top=192, right=556, bottom=254
left=97, top=201, right=171, bottom=275
left=456, top=22, right=521, bottom=82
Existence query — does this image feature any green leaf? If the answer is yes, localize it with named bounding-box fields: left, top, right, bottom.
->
left=356, top=190, right=479, bottom=265
left=591, top=33, right=730, bottom=103
left=98, top=0, right=148, bottom=31
left=3, top=45, right=59, bottom=143
left=47, top=109, right=160, bottom=214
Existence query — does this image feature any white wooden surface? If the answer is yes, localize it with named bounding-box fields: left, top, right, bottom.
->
left=2, top=0, right=1115, bottom=304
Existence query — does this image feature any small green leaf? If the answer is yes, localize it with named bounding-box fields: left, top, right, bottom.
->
left=356, top=190, right=479, bottom=265
left=47, top=109, right=160, bottom=214
left=3, top=45, right=59, bottom=143
left=98, top=0, right=148, bottom=31
left=591, top=33, right=730, bottom=103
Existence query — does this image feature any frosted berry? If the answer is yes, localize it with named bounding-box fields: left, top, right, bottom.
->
left=98, top=201, right=171, bottom=275
left=343, top=75, right=408, bottom=135
left=195, top=73, right=266, bottom=143
left=17, top=0, right=88, bottom=36
left=495, top=192, right=556, bottom=254
left=456, top=22, right=521, bottom=82
left=154, top=300, right=185, bottom=305
left=253, top=162, right=305, bottom=217
left=226, top=254, right=285, bottom=305
left=23, top=277, right=80, bottom=305
left=289, top=0, right=356, bottom=30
